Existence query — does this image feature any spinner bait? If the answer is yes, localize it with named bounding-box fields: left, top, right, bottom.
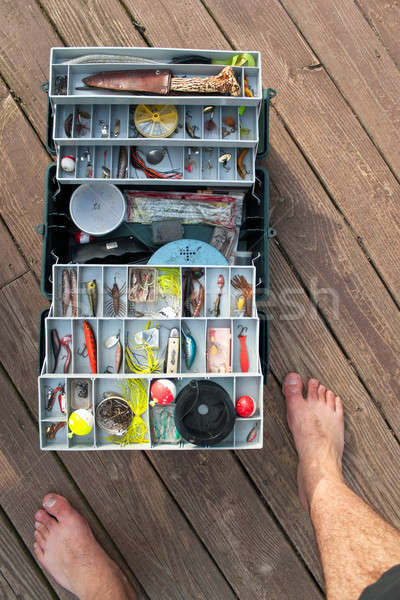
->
left=83, top=321, right=97, bottom=374
left=237, top=148, right=249, bottom=179
left=181, top=322, right=197, bottom=369
left=86, top=280, right=97, bottom=317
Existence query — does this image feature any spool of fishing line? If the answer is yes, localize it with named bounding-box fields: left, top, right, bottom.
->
left=174, top=380, right=235, bottom=446
left=134, top=104, right=178, bottom=138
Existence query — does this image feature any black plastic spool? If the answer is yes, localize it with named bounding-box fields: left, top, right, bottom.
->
left=174, top=380, right=236, bottom=446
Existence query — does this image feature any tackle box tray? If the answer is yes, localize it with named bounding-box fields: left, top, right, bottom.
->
left=48, top=47, right=271, bottom=185
left=49, top=47, right=262, bottom=106
left=38, top=264, right=264, bottom=451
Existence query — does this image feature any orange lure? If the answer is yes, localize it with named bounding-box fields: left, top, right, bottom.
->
left=83, top=321, right=97, bottom=374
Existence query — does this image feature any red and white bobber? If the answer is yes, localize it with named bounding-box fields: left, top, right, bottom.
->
left=150, top=379, right=176, bottom=407
left=235, top=395, right=256, bottom=418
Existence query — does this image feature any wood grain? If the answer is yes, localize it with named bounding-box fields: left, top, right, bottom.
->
left=122, top=0, right=228, bottom=49
left=356, top=0, right=400, bottom=67
left=265, top=108, right=400, bottom=436
left=0, top=274, right=238, bottom=600
left=39, top=0, right=145, bottom=47
left=146, top=450, right=322, bottom=600
left=0, top=80, right=49, bottom=278
left=0, top=220, right=28, bottom=288
left=0, top=363, right=145, bottom=600
left=0, top=575, right=17, bottom=599
left=205, top=0, right=400, bottom=302
left=0, top=509, right=57, bottom=599
left=0, top=0, right=60, bottom=138
left=278, top=0, right=400, bottom=178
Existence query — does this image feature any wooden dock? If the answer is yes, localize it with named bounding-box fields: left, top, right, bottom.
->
left=0, top=1, right=399, bottom=597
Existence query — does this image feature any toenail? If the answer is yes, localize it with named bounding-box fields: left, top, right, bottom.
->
left=286, top=375, right=300, bottom=385
left=43, top=497, right=56, bottom=508
left=34, top=521, right=41, bottom=529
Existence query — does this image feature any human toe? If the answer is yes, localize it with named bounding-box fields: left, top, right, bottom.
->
left=307, top=378, right=319, bottom=400
left=35, top=509, right=56, bottom=531
left=42, top=494, right=73, bottom=521
left=326, top=390, right=336, bottom=411
left=335, top=396, right=344, bottom=417
left=283, top=373, right=303, bottom=399
left=34, top=530, right=47, bottom=550
left=317, top=384, right=326, bottom=403
left=34, top=542, right=44, bottom=562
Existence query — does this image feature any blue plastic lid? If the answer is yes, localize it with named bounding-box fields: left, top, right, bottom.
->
left=148, top=240, right=228, bottom=265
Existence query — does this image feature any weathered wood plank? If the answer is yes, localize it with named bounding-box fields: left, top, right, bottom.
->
left=39, top=0, right=145, bottom=47
left=278, top=0, right=400, bottom=178
left=265, top=108, right=400, bottom=435
left=0, top=220, right=28, bottom=288
left=356, top=0, right=400, bottom=67
left=0, top=364, right=145, bottom=600
left=0, top=575, right=18, bottom=599
left=0, top=273, right=237, bottom=600
left=146, top=450, right=323, bottom=600
left=0, top=509, right=57, bottom=599
left=0, top=81, right=48, bottom=278
left=0, top=0, right=60, bottom=139
left=205, top=0, right=400, bottom=302
left=122, top=0, right=227, bottom=49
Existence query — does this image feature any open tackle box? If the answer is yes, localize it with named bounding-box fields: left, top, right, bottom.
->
left=38, top=47, right=275, bottom=451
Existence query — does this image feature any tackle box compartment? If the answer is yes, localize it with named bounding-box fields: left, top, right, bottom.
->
left=38, top=264, right=264, bottom=451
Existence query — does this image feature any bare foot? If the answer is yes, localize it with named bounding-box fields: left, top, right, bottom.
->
left=34, top=494, right=136, bottom=600
left=282, top=373, right=344, bottom=512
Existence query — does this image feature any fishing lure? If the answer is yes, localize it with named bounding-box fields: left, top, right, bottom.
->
left=62, top=269, right=71, bottom=316
left=104, top=276, right=127, bottom=317
left=113, top=119, right=120, bottom=137
left=85, top=280, right=97, bottom=317
left=181, top=322, right=196, bottom=369
left=83, top=321, right=97, bottom=374
left=70, top=268, right=78, bottom=317
left=61, top=54, right=159, bottom=65
left=185, top=112, right=200, bottom=139
left=231, top=275, right=253, bottom=317
left=213, top=274, right=225, bottom=317
left=46, top=383, right=65, bottom=413
left=246, top=422, right=259, bottom=443
left=46, top=422, right=66, bottom=440
left=117, top=146, right=128, bottom=178
left=237, top=148, right=249, bottom=179
left=237, top=326, right=249, bottom=373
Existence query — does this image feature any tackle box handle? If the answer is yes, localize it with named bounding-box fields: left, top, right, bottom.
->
left=256, top=88, right=277, bottom=161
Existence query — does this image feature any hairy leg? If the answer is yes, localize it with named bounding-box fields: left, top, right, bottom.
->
left=283, top=373, right=400, bottom=600
left=34, top=494, right=137, bottom=600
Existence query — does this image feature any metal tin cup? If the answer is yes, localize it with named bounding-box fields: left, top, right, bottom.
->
left=70, top=182, right=126, bottom=236
left=96, top=394, right=133, bottom=436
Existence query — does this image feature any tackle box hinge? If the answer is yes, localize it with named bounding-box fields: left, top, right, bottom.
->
left=40, top=81, right=49, bottom=94
left=266, top=88, right=277, bottom=100
left=268, top=227, right=277, bottom=238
